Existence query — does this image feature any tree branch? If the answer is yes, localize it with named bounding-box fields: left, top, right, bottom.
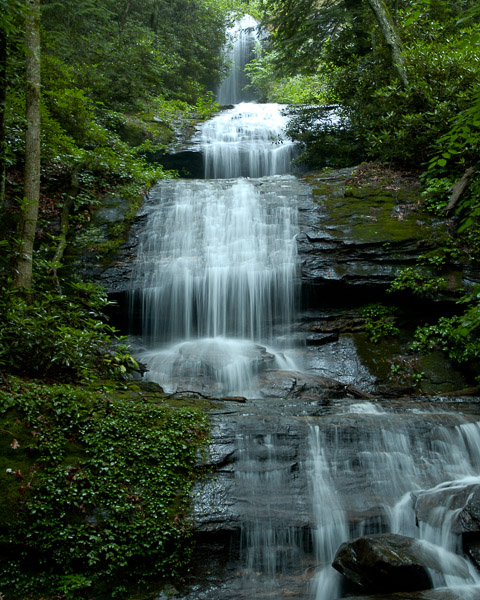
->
left=444, top=166, right=478, bottom=213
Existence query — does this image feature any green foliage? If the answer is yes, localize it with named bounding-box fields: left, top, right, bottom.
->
left=41, top=0, right=230, bottom=110
left=0, top=377, right=209, bottom=598
left=245, top=47, right=328, bottom=103
left=261, top=0, right=480, bottom=170
left=425, top=86, right=480, bottom=231
left=420, top=176, right=453, bottom=215
left=361, top=303, right=400, bottom=342
left=284, top=104, right=363, bottom=168
left=411, top=285, right=480, bottom=365
left=388, top=357, right=424, bottom=388
left=195, top=91, right=221, bottom=121
left=0, top=283, right=138, bottom=381
left=388, top=266, right=447, bottom=297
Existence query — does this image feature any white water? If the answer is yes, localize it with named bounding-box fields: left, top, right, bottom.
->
left=131, top=175, right=298, bottom=395
left=309, top=427, right=348, bottom=600
left=198, top=103, right=297, bottom=178
left=217, top=14, right=259, bottom=105
left=307, top=411, right=480, bottom=600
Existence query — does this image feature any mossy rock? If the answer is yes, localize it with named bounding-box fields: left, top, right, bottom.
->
left=344, top=184, right=395, bottom=199
left=310, top=175, right=433, bottom=244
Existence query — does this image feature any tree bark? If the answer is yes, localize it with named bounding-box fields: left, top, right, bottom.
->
left=0, top=29, right=7, bottom=207
left=119, top=0, right=131, bottom=34
left=366, top=0, right=408, bottom=88
left=14, top=0, right=41, bottom=289
left=444, top=166, right=478, bottom=213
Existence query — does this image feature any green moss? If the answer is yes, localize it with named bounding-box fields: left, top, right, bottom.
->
left=310, top=177, right=434, bottom=244
left=418, top=351, right=469, bottom=394
left=351, top=331, right=407, bottom=381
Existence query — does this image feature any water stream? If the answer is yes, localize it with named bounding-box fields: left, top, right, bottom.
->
left=127, top=16, right=480, bottom=600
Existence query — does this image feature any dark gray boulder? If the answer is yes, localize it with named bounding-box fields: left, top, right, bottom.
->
left=333, top=533, right=436, bottom=593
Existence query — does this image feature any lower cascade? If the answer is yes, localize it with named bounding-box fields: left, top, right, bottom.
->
left=189, top=404, right=480, bottom=600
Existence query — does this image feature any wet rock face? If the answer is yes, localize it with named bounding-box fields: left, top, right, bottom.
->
left=257, top=369, right=350, bottom=401
left=332, top=534, right=434, bottom=593
left=192, top=411, right=312, bottom=533
left=415, top=484, right=480, bottom=536
left=296, top=169, right=445, bottom=303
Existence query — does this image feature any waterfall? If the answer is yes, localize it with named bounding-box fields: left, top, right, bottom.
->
left=217, top=14, right=259, bottom=105
left=127, top=15, right=480, bottom=600
left=307, top=407, right=480, bottom=600
left=198, top=103, right=297, bottom=178
left=130, top=176, right=298, bottom=395
left=129, top=17, right=299, bottom=396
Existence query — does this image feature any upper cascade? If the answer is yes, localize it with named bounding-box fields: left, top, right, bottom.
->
left=197, top=102, right=297, bottom=179
left=217, top=14, right=260, bottom=105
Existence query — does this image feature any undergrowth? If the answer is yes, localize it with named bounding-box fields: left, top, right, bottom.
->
left=0, top=378, right=209, bottom=599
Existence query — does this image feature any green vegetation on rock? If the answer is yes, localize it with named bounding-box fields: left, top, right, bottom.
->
left=0, top=377, right=209, bottom=599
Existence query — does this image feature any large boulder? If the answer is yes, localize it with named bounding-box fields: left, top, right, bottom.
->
left=332, top=533, right=471, bottom=594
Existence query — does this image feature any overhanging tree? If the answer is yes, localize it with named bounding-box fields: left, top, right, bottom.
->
left=366, top=0, right=408, bottom=87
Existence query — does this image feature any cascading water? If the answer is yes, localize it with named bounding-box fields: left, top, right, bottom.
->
left=306, top=406, right=480, bottom=600
left=129, top=17, right=299, bottom=397
left=127, top=15, right=480, bottom=600
left=199, top=103, right=297, bottom=178
left=217, top=14, right=259, bottom=105
left=130, top=176, right=298, bottom=395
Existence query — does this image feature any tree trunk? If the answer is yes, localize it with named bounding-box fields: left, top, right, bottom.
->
left=119, top=0, right=131, bottom=34
left=13, top=0, right=41, bottom=289
left=444, top=166, right=478, bottom=213
left=0, top=29, right=7, bottom=207
left=49, top=169, right=79, bottom=293
left=366, top=0, right=408, bottom=88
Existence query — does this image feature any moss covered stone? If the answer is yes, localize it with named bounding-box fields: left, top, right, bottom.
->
left=312, top=181, right=430, bottom=244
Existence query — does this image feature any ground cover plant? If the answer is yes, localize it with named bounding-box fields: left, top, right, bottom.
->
left=0, top=377, right=209, bottom=599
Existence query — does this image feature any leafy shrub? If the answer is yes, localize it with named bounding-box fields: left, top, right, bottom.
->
left=0, top=283, right=137, bottom=381
left=284, top=104, right=363, bottom=168
left=360, top=303, right=400, bottom=342
left=0, top=378, right=208, bottom=598
left=387, top=266, right=447, bottom=298
left=411, top=286, right=480, bottom=365
left=420, top=176, right=453, bottom=215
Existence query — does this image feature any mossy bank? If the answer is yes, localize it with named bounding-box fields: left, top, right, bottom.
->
left=0, top=377, right=209, bottom=599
